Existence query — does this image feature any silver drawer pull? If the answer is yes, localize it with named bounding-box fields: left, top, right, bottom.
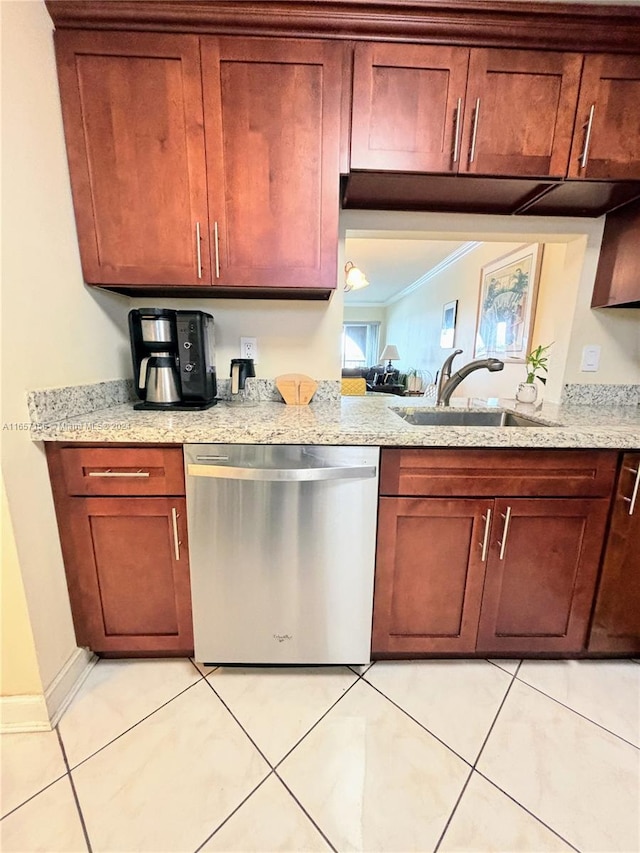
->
left=196, top=222, right=202, bottom=279
left=88, top=469, right=150, bottom=478
left=622, top=465, right=640, bottom=516
left=452, top=97, right=462, bottom=164
left=579, top=104, right=595, bottom=169
left=171, top=507, right=181, bottom=561
left=480, top=508, right=491, bottom=562
left=469, top=97, right=480, bottom=164
left=213, top=221, right=220, bottom=279
left=497, top=506, right=512, bottom=561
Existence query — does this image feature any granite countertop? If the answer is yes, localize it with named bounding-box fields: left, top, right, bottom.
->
left=30, top=395, right=640, bottom=449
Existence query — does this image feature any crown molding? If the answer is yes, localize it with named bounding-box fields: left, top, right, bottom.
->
left=45, top=1, right=640, bottom=53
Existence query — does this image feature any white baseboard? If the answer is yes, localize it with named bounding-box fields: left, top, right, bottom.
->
left=0, top=694, right=51, bottom=733
left=45, top=646, right=97, bottom=728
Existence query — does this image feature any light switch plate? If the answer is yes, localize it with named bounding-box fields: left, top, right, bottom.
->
left=581, top=344, right=601, bottom=372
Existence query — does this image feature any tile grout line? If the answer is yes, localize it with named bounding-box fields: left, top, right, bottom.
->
left=55, top=727, right=93, bottom=853
left=360, top=676, right=472, bottom=769
left=61, top=676, right=203, bottom=773
left=513, top=673, right=640, bottom=751
left=274, top=770, right=339, bottom=853
left=432, top=664, right=521, bottom=853
left=0, top=773, right=68, bottom=823
left=191, top=771, right=275, bottom=853
left=473, top=769, right=582, bottom=853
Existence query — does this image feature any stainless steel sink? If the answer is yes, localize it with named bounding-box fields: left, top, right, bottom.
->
left=391, top=409, right=550, bottom=427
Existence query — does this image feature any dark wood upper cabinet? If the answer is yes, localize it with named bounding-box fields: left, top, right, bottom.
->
left=592, top=199, right=640, bottom=308
left=54, top=31, right=210, bottom=287
left=350, top=43, right=469, bottom=173
left=350, top=45, right=582, bottom=179
left=460, top=49, right=583, bottom=178
left=589, top=454, right=640, bottom=654
left=201, top=37, right=342, bottom=291
left=568, top=54, right=640, bottom=181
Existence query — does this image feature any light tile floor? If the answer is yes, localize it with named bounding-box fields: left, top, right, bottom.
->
left=1, top=658, right=638, bottom=853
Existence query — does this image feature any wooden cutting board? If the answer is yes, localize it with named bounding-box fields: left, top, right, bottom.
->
left=275, top=373, right=318, bottom=405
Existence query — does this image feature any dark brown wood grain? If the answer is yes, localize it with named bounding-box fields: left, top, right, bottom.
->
left=591, top=199, right=640, bottom=308
left=59, top=446, right=185, bottom=496
left=459, top=49, right=582, bottom=178
left=54, top=31, right=210, bottom=287
left=45, top=2, right=640, bottom=54
left=45, top=443, right=193, bottom=655
left=201, top=37, right=342, bottom=291
left=351, top=42, right=469, bottom=173
left=380, top=449, right=618, bottom=499
left=589, top=454, right=640, bottom=653
left=568, top=54, right=640, bottom=181
left=372, top=497, right=492, bottom=654
left=476, top=498, right=610, bottom=654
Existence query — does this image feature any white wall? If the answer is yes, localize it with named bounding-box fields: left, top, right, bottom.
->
left=1, top=0, right=130, bottom=694
left=129, top=297, right=343, bottom=380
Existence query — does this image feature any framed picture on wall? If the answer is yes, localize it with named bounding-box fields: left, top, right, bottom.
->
left=474, top=243, right=543, bottom=361
left=440, top=300, right=458, bottom=348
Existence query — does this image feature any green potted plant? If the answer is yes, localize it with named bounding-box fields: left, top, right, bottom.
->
left=517, top=343, right=552, bottom=403
left=405, top=368, right=423, bottom=393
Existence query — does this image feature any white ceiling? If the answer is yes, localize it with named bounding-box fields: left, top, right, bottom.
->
left=344, top=238, right=468, bottom=306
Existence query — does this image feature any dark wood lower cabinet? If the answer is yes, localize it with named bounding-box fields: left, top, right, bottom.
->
left=589, top=454, right=640, bottom=653
left=373, top=498, right=492, bottom=655
left=476, top=498, right=610, bottom=654
left=65, top=498, right=193, bottom=654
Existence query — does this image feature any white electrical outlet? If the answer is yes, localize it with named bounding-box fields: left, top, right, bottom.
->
left=240, top=337, right=258, bottom=362
left=581, top=344, right=601, bottom=372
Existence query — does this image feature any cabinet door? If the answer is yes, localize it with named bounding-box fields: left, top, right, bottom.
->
left=351, top=43, right=469, bottom=173
left=589, top=454, right=640, bottom=653
left=372, top=498, right=492, bottom=655
left=54, top=32, right=210, bottom=287
left=65, top=498, right=193, bottom=653
left=568, top=54, right=640, bottom=180
left=460, top=49, right=582, bottom=178
left=477, top=498, right=609, bottom=654
left=201, top=38, right=342, bottom=290
left=591, top=200, right=640, bottom=308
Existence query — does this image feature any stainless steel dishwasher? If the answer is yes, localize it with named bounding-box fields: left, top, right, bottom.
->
left=184, top=444, right=379, bottom=664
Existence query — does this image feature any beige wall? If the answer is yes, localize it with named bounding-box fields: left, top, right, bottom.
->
left=1, top=477, right=43, bottom=698
left=1, top=0, right=130, bottom=692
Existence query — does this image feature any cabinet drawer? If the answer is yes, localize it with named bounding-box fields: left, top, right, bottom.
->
left=57, top=446, right=185, bottom=496
left=380, top=449, right=618, bottom=498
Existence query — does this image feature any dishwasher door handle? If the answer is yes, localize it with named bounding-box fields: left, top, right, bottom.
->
left=187, top=463, right=377, bottom=482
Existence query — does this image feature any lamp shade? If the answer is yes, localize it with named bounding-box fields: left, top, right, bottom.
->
left=380, top=345, right=400, bottom=362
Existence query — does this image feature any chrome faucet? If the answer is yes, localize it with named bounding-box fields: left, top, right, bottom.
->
left=436, top=349, right=504, bottom=406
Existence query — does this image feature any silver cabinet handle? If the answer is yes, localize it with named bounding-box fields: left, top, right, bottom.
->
left=497, top=505, right=512, bottom=560
left=196, top=222, right=202, bottom=279
left=480, top=508, right=492, bottom=562
left=622, top=465, right=640, bottom=516
left=88, top=469, right=150, bottom=478
left=469, top=97, right=480, bottom=164
left=453, top=97, right=462, bottom=164
left=187, top=463, right=376, bottom=482
left=213, top=221, right=220, bottom=279
left=171, top=507, right=181, bottom=561
left=580, top=104, right=595, bottom=169
left=196, top=455, right=229, bottom=462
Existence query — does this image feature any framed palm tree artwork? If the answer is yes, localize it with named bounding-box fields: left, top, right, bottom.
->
left=474, top=243, right=543, bottom=361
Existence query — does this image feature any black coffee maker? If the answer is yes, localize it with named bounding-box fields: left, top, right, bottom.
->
left=129, top=308, right=217, bottom=410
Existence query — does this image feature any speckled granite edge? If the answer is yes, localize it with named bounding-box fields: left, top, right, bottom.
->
left=27, top=377, right=340, bottom=424
left=562, top=383, right=639, bottom=406
left=27, top=379, right=136, bottom=424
